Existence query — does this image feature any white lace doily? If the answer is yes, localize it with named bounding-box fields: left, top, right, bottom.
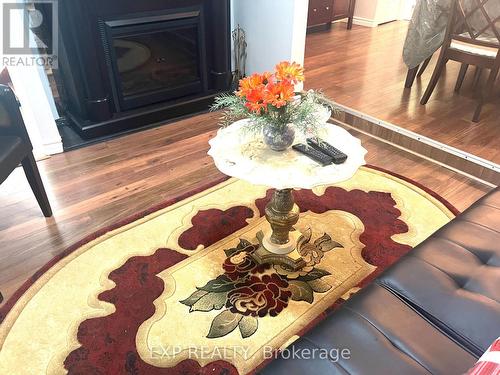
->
left=208, top=119, right=367, bottom=190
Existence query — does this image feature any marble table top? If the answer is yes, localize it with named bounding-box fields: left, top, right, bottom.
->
left=208, top=119, right=367, bottom=190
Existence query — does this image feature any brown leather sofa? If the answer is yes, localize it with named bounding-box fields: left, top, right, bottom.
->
left=262, top=187, right=500, bottom=375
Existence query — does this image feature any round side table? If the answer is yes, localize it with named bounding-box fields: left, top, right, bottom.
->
left=208, top=119, right=367, bottom=270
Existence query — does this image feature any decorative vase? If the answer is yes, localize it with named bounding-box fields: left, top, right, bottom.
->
left=262, top=123, right=295, bottom=151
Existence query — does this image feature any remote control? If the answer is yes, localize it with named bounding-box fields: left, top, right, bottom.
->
left=306, top=138, right=348, bottom=164
left=292, top=143, right=333, bottom=166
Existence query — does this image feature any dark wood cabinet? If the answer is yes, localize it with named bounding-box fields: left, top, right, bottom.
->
left=307, top=0, right=356, bottom=32
left=307, top=0, right=334, bottom=27
left=333, top=0, right=350, bottom=18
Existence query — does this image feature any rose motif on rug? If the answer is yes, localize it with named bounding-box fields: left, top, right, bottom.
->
left=180, top=233, right=341, bottom=339
left=226, top=274, right=291, bottom=318
left=222, top=242, right=271, bottom=281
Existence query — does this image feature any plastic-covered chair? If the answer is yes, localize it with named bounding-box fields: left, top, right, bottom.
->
left=420, top=0, right=500, bottom=122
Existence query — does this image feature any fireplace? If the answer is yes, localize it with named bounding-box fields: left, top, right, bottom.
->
left=46, top=1, right=231, bottom=138
left=103, top=10, right=209, bottom=111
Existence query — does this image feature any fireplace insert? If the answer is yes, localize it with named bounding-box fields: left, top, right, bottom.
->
left=45, top=0, right=230, bottom=138
left=103, top=10, right=207, bottom=111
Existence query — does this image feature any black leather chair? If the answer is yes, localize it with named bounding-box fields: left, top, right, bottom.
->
left=262, top=187, right=500, bottom=374
left=0, top=84, right=52, bottom=217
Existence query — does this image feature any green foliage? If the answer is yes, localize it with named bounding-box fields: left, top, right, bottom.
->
left=210, top=93, right=249, bottom=127
left=210, top=90, right=339, bottom=135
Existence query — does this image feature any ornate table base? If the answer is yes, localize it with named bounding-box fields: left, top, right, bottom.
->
left=252, top=230, right=307, bottom=271
left=250, top=189, right=331, bottom=271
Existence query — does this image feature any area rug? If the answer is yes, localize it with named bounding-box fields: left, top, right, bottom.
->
left=0, top=166, right=457, bottom=375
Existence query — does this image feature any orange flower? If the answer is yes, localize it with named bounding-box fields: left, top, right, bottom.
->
left=245, top=88, right=267, bottom=114
left=263, top=80, right=295, bottom=108
left=237, top=72, right=271, bottom=98
left=235, top=66, right=300, bottom=113
left=261, top=71, right=273, bottom=84
left=275, top=61, right=305, bottom=84
left=245, top=101, right=267, bottom=113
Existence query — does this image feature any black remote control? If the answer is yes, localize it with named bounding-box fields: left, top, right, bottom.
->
left=306, top=138, right=348, bottom=164
left=292, top=143, right=333, bottom=166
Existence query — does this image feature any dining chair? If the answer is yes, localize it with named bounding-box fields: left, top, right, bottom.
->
left=0, top=84, right=52, bottom=217
left=405, top=55, right=432, bottom=88
left=420, top=0, right=500, bottom=122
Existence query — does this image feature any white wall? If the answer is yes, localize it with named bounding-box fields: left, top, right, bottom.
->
left=290, top=0, right=309, bottom=71
left=1, top=0, right=62, bottom=156
left=399, top=0, right=417, bottom=20
left=354, top=0, right=379, bottom=22
left=231, top=0, right=309, bottom=75
left=8, top=66, right=63, bottom=157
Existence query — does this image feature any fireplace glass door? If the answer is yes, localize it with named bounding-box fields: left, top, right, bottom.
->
left=105, top=14, right=206, bottom=111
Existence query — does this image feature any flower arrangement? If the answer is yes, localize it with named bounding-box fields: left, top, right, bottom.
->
left=211, top=61, right=334, bottom=150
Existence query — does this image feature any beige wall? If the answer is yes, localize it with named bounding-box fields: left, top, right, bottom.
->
left=354, top=0, right=379, bottom=21
left=354, top=0, right=405, bottom=27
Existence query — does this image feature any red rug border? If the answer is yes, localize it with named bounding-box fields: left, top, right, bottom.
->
left=365, top=164, right=460, bottom=216
left=0, top=165, right=459, bottom=323
left=0, top=175, right=230, bottom=322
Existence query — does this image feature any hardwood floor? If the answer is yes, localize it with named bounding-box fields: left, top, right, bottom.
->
left=0, top=111, right=491, bottom=306
left=305, top=21, right=500, bottom=164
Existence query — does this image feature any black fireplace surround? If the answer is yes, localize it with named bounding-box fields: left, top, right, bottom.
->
left=49, top=0, right=231, bottom=138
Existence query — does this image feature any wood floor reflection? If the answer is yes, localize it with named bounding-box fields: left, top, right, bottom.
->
left=305, top=21, right=500, bottom=164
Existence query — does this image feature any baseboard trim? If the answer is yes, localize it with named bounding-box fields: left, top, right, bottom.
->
left=42, top=140, right=64, bottom=155
left=352, top=16, right=378, bottom=28
left=33, top=139, right=63, bottom=159
left=337, top=120, right=496, bottom=188
left=332, top=103, right=500, bottom=186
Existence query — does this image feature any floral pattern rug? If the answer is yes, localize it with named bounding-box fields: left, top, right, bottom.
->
left=0, top=166, right=457, bottom=375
